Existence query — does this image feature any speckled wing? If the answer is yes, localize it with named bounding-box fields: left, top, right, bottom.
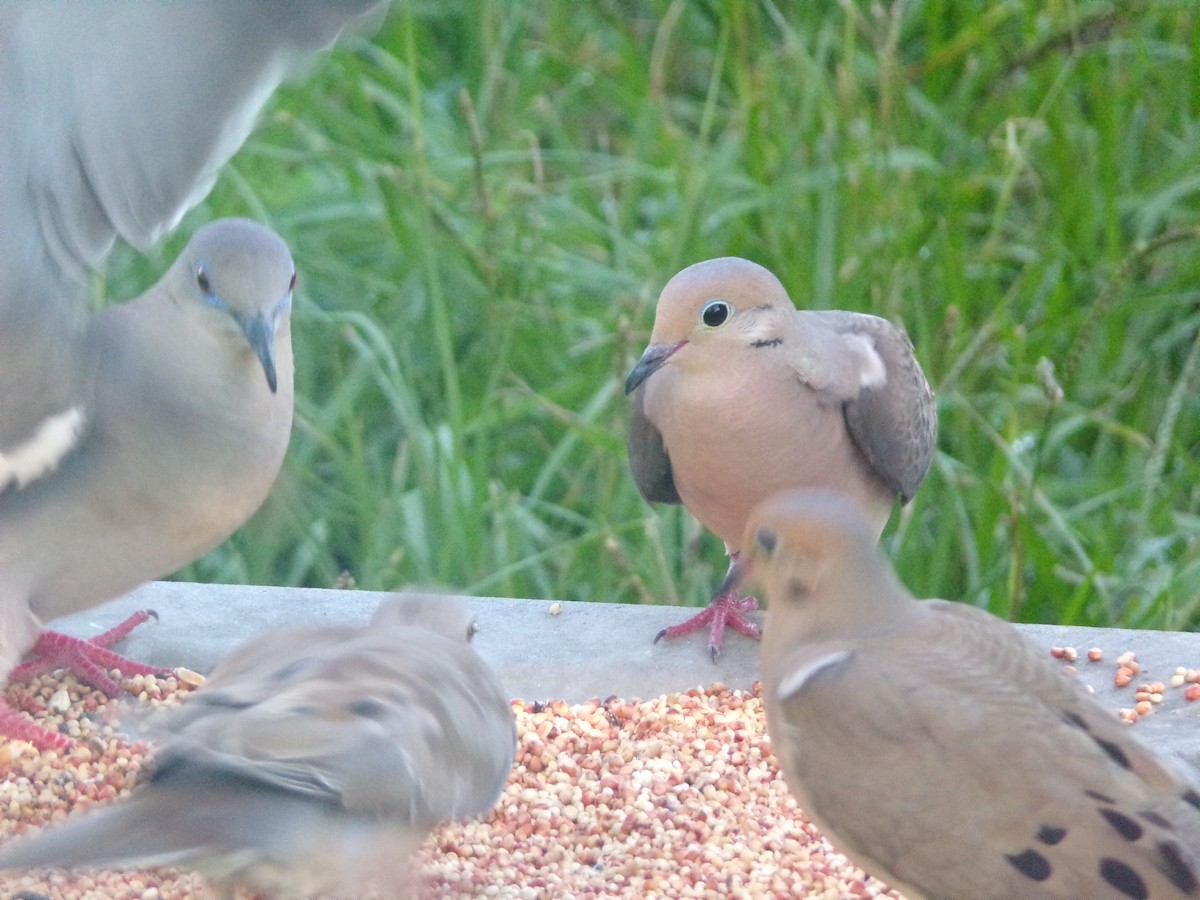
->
left=810, top=311, right=936, bottom=503
left=628, top=383, right=683, bottom=505
left=767, top=600, right=1200, bottom=899
left=161, top=603, right=516, bottom=824
left=0, top=595, right=517, bottom=892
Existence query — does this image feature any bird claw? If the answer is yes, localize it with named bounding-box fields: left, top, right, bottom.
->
left=9, top=609, right=169, bottom=694
left=0, top=703, right=72, bottom=751
left=654, top=591, right=761, bottom=661
left=3, top=610, right=172, bottom=749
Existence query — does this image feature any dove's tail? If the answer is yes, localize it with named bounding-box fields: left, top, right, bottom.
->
left=0, top=783, right=289, bottom=873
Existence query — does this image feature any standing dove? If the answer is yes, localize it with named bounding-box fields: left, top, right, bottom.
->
left=732, top=489, right=1200, bottom=900
left=0, top=594, right=517, bottom=899
left=1, top=219, right=296, bottom=746
left=0, top=1, right=384, bottom=748
left=625, top=257, right=936, bottom=659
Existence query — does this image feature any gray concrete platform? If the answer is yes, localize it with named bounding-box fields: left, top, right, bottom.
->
left=49, top=581, right=1200, bottom=775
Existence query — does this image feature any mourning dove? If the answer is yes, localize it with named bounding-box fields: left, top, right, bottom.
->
left=0, top=594, right=517, bottom=899
left=731, top=489, right=1200, bottom=900
left=626, top=257, right=936, bottom=659
left=0, top=1, right=383, bottom=748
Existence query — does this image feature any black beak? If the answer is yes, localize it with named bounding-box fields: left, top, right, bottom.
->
left=624, top=341, right=683, bottom=395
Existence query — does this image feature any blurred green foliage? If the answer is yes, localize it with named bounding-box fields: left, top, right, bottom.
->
left=106, top=1, right=1200, bottom=630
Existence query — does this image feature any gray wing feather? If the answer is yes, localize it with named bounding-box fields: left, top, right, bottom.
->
left=819, top=311, right=937, bottom=503
left=628, top=384, right=682, bottom=505
left=0, top=1, right=382, bottom=448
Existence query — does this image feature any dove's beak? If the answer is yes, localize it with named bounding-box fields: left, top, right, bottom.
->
left=625, top=340, right=686, bottom=395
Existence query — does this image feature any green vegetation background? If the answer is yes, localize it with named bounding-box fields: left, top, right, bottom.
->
left=105, top=1, right=1200, bottom=630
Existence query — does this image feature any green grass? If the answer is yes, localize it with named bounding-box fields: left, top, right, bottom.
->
left=105, top=0, right=1200, bottom=631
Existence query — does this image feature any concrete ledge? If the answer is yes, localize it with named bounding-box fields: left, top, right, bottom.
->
left=48, top=581, right=1200, bottom=774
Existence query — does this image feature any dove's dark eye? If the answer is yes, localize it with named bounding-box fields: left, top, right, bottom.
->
left=701, top=299, right=731, bottom=327
left=196, top=266, right=213, bottom=295
left=754, top=526, right=779, bottom=557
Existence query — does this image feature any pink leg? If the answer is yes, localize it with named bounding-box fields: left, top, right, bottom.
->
left=654, top=558, right=762, bottom=662
left=9, top=609, right=170, bottom=695
left=3, top=609, right=169, bottom=749
left=0, top=700, right=72, bottom=751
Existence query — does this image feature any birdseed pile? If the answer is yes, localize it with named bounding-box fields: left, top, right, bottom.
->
left=3, top=648, right=1195, bottom=899
left=0, top=671, right=896, bottom=899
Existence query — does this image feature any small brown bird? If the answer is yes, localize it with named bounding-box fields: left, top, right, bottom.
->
left=732, top=489, right=1200, bottom=899
left=0, top=594, right=518, bottom=899
left=626, top=257, right=936, bottom=659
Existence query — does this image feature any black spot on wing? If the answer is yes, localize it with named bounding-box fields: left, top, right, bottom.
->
left=1094, top=737, right=1132, bottom=770
left=1006, top=849, right=1052, bottom=882
left=347, top=698, right=389, bottom=719
left=1139, top=810, right=1172, bottom=830
left=1036, top=824, right=1067, bottom=845
left=1060, top=711, right=1135, bottom=770
left=1087, top=789, right=1117, bottom=804
left=1184, top=789, right=1200, bottom=812
left=1062, top=711, right=1090, bottom=731
left=1100, top=857, right=1149, bottom=899
left=1157, top=841, right=1200, bottom=894
left=1100, top=808, right=1144, bottom=842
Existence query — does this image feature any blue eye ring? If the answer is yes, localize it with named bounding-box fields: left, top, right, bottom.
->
left=701, top=299, right=731, bottom=327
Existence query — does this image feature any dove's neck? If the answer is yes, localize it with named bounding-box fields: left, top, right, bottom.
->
left=800, top=561, right=917, bottom=646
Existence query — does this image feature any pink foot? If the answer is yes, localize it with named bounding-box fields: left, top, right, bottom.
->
left=0, top=700, right=72, bottom=751
left=654, top=589, right=762, bottom=662
left=9, top=609, right=170, bottom=695
left=3, top=609, right=169, bottom=749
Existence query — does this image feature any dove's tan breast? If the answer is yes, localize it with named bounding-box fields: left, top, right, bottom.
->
left=644, top=348, right=893, bottom=550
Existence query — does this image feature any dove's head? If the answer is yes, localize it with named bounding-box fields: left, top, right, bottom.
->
left=371, top=593, right=479, bottom=643
left=723, top=488, right=911, bottom=646
left=170, top=218, right=295, bottom=393
left=624, top=257, right=793, bottom=395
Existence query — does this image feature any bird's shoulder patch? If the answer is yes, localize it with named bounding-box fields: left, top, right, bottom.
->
left=0, top=406, right=87, bottom=494
left=776, top=649, right=853, bottom=700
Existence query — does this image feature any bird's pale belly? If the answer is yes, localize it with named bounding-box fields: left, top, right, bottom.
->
left=660, top=392, right=891, bottom=549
